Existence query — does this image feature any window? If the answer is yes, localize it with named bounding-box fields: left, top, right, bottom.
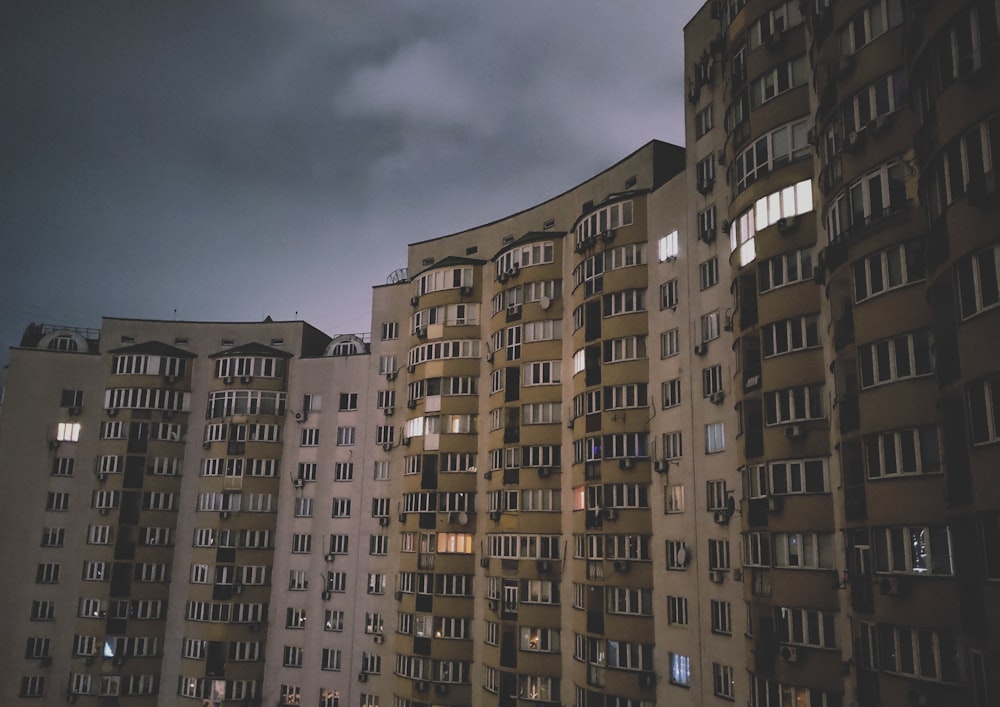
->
left=659, top=279, right=679, bottom=310
left=293, top=497, right=313, bottom=518
left=380, top=322, right=399, bottom=340
left=378, top=355, right=396, bottom=375
left=660, top=328, right=680, bottom=358
left=773, top=532, right=834, bottom=569
left=711, top=600, right=732, bottom=634
left=31, top=600, right=55, bottom=621
left=706, top=422, right=725, bottom=453
left=336, top=427, right=355, bottom=446
left=670, top=653, right=691, bottom=686
left=701, top=310, right=720, bottom=343
left=697, top=156, right=716, bottom=192
left=41, top=527, right=65, bottom=547
left=698, top=205, right=717, bottom=242
left=713, top=663, right=736, bottom=699
left=776, top=606, right=836, bottom=648
left=667, top=595, right=689, bottom=625
left=339, top=393, right=358, bottom=411
left=321, top=648, right=342, bottom=671
left=957, top=244, right=1000, bottom=319
left=841, top=0, right=904, bottom=55
left=764, top=384, right=824, bottom=424
left=759, top=248, right=814, bottom=292
left=282, top=645, right=303, bottom=668
left=373, top=461, right=390, bottom=480
left=603, top=289, right=646, bottom=317
left=375, top=425, right=395, bottom=446
left=828, top=162, right=908, bottom=239
left=858, top=330, right=934, bottom=389
left=878, top=624, right=961, bottom=683
left=769, top=458, right=829, bottom=494
left=709, top=539, right=731, bottom=570
left=873, top=525, right=953, bottom=575
left=663, top=431, right=683, bottom=460
left=51, top=457, right=74, bottom=477
left=35, top=563, right=60, bottom=584
left=662, top=379, right=681, bottom=408
left=56, top=422, right=81, bottom=442
left=334, top=462, right=354, bottom=481
left=328, top=534, right=349, bottom=554
left=969, top=376, right=1000, bottom=445
left=666, top=541, right=688, bottom=570
left=865, top=427, right=940, bottom=478
left=523, top=361, right=560, bottom=386
left=369, top=535, right=389, bottom=555
left=699, top=257, right=719, bottom=290
left=762, top=315, right=820, bottom=357
left=695, top=104, right=714, bottom=138
left=706, top=479, right=729, bottom=511
left=604, top=336, right=646, bottom=363
left=749, top=55, right=807, bottom=108
left=665, top=484, right=685, bottom=514
left=733, top=118, right=811, bottom=195
left=703, top=365, right=723, bottom=397
left=324, top=609, right=344, bottom=631
left=843, top=69, right=907, bottom=137
left=658, top=231, right=680, bottom=261
left=300, top=428, right=319, bottom=447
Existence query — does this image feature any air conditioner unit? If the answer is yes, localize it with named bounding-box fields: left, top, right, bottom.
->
left=536, top=559, right=552, bottom=573
left=69, top=406, right=82, bottom=416
left=498, top=272, right=509, bottom=284
left=485, top=351, right=495, bottom=363
left=785, top=425, right=804, bottom=439
left=415, top=680, right=429, bottom=692
left=713, top=510, right=730, bottom=525
left=401, top=436, right=410, bottom=447
left=240, top=375, right=252, bottom=384
left=399, top=512, right=407, bottom=523
left=415, top=327, right=427, bottom=339
left=99, top=508, right=109, bottom=516
left=777, top=216, right=798, bottom=233
left=488, top=599, right=498, bottom=611
left=723, top=314, right=733, bottom=331
left=407, top=364, right=415, bottom=374
left=879, top=577, right=902, bottom=596
left=460, top=285, right=473, bottom=296
left=163, top=409, right=175, bottom=420
left=292, top=478, right=304, bottom=489
left=112, top=656, right=124, bottom=666
left=765, top=27, right=784, bottom=48
left=613, top=559, right=631, bottom=573
left=435, top=683, right=449, bottom=695
left=379, top=516, right=390, bottom=527
left=373, top=634, right=384, bottom=644
left=508, top=304, right=522, bottom=316
left=601, top=228, right=616, bottom=242
left=694, top=343, right=708, bottom=356
left=710, top=391, right=725, bottom=405
left=395, top=591, right=404, bottom=601
left=537, top=467, right=552, bottom=478
left=483, top=470, right=493, bottom=480
left=844, top=131, right=864, bottom=153
left=406, top=399, right=417, bottom=409
left=410, top=295, right=420, bottom=307
left=106, top=408, right=118, bottom=417
left=219, top=511, right=230, bottom=520
left=321, top=590, right=331, bottom=601
left=489, top=510, right=501, bottom=521
left=386, top=371, right=397, bottom=381
left=358, top=673, right=368, bottom=683
left=733, top=568, right=744, bottom=582
left=384, top=406, right=394, bottom=417
left=654, top=460, right=668, bottom=474
left=325, top=553, right=336, bottom=562
left=697, top=177, right=714, bottom=195
left=383, top=442, right=393, bottom=452
left=164, top=374, right=176, bottom=384
left=48, top=439, right=60, bottom=451
left=619, top=458, right=634, bottom=470
left=767, top=496, right=784, bottom=513
left=481, top=556, right=490, bottom=568
left=780, top=645, right=800, bottom=663
left=202, top=441, right=212, bottom=449
left=603, top=508, right=618, bottom=521
left=709, top=569, right=725, bottom=584
left=224, top=376, right=234, bottom=385
left=639, top=672, right=656, bottom=688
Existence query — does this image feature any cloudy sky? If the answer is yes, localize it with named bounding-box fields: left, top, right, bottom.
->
left=1, top=0, right=706, bottom=359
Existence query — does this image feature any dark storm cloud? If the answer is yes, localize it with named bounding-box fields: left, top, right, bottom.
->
left=1, top=0, right=705, bottom=356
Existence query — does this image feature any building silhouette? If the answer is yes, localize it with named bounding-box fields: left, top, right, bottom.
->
left=2, top=1, right=998, bottom=705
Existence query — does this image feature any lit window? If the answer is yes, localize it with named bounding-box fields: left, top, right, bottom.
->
left=658, top=231, right=680, bottom=261
left=56, top=422, right=81, bottom=442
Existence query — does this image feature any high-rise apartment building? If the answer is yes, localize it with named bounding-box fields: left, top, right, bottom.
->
left=2, top=2, right=998, bottom=706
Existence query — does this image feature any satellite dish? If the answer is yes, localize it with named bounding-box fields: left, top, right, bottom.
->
left=539, top=296, right=551, bottom=310
left=725, top=495, right=736, bottom=515
left=458, top=512, right=470, bottom=526
left=676, top=546, right=688, bottom=566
